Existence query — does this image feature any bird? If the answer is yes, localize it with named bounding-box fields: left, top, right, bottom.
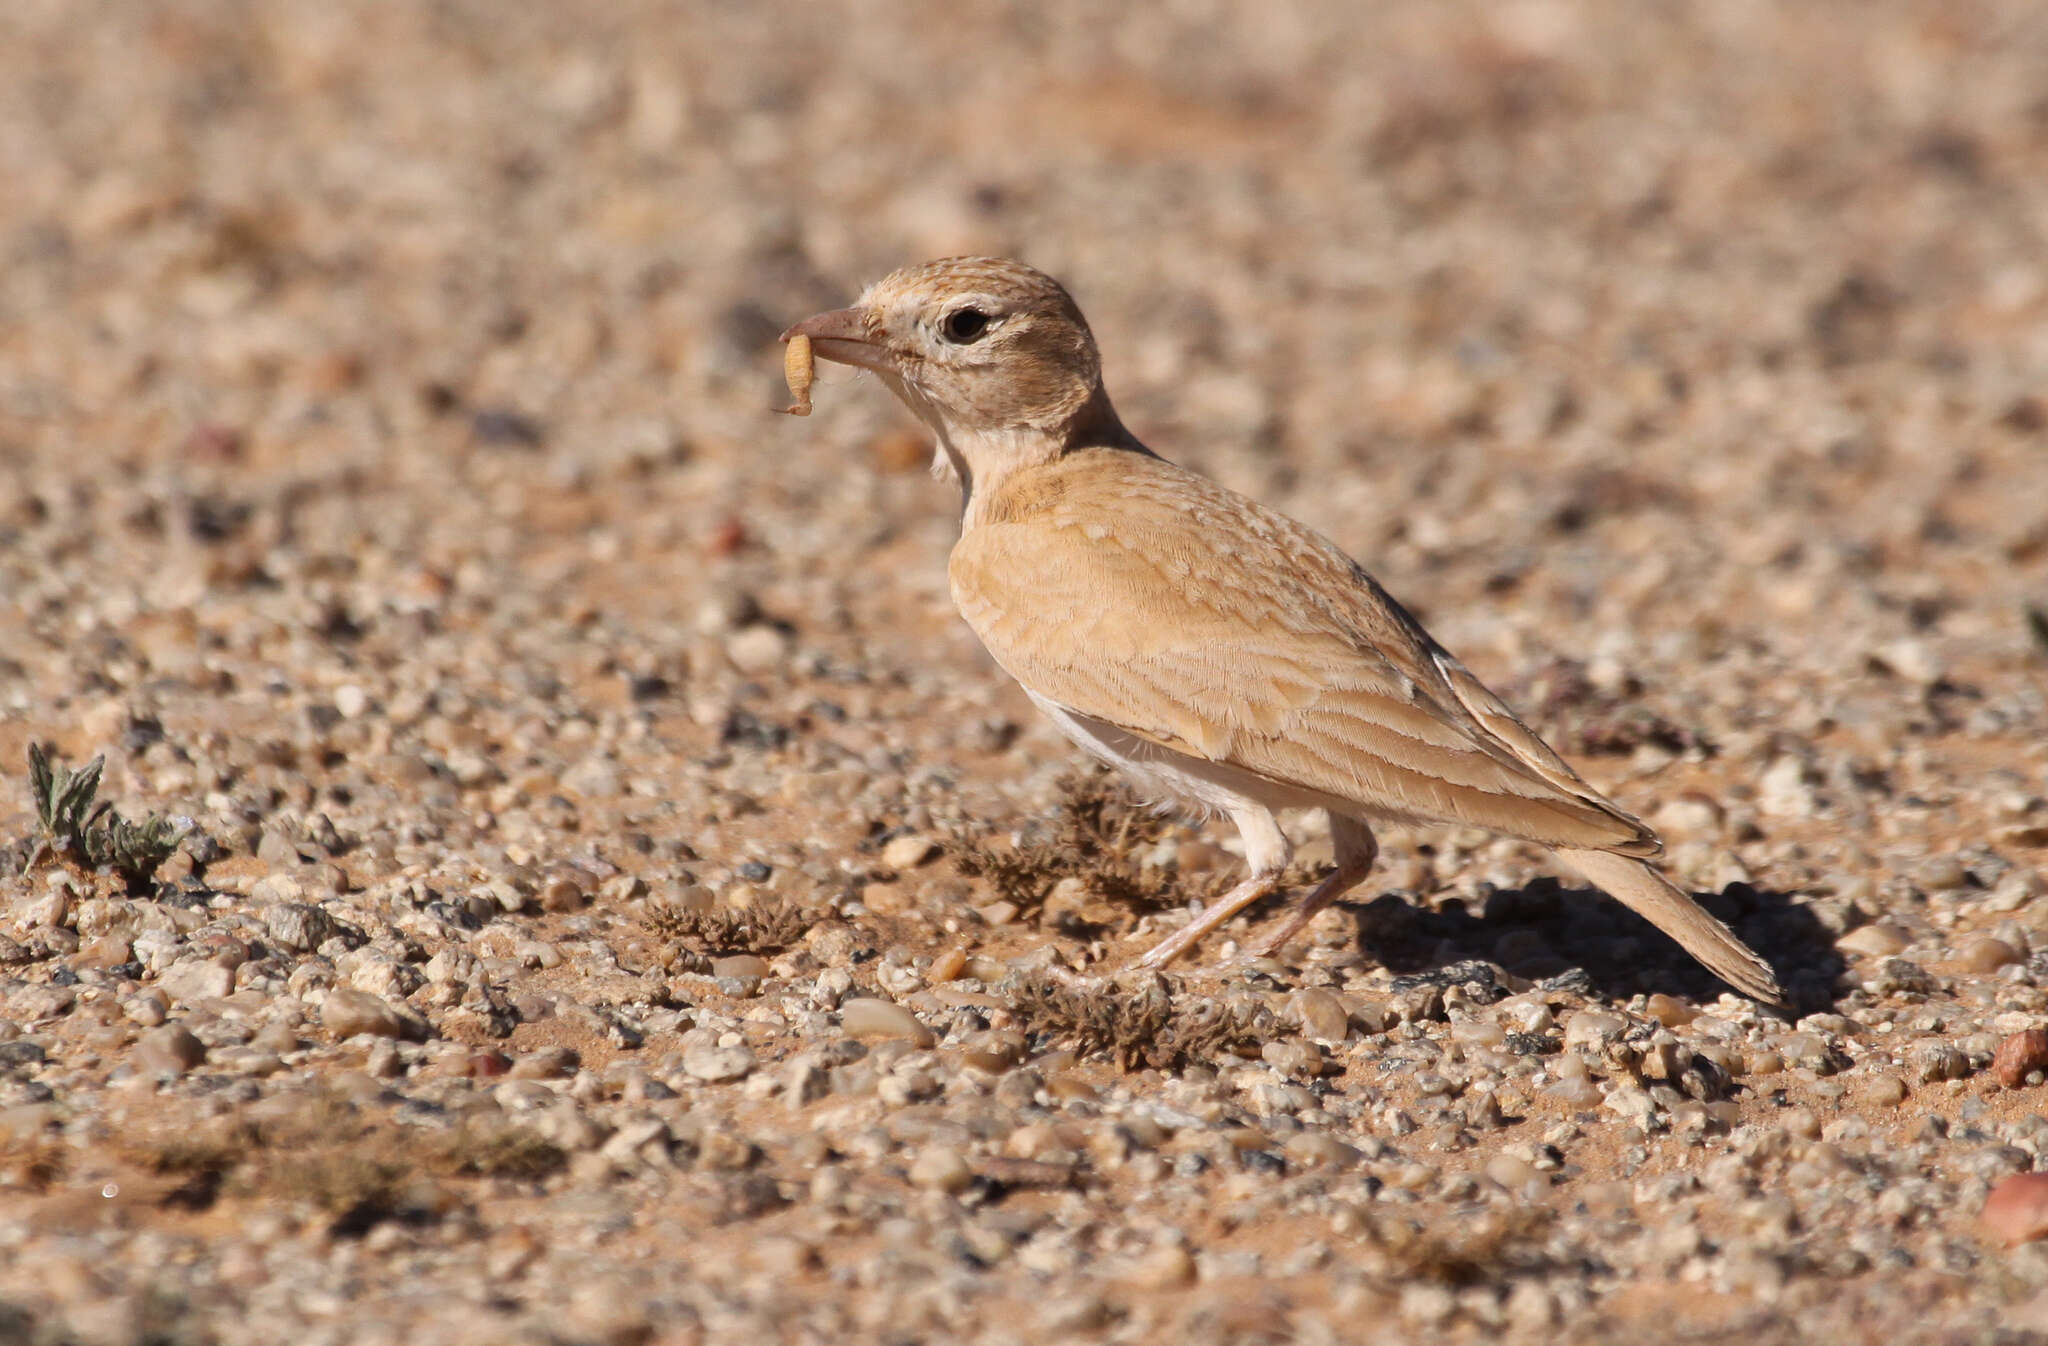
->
left=780, top=256, right=1786, bottom=1007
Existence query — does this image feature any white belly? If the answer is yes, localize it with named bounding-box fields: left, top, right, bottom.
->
left=1024, top=691, right=1343, bottom=820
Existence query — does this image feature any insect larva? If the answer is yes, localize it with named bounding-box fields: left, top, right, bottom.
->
left=777, top=332, right=813, bottom=416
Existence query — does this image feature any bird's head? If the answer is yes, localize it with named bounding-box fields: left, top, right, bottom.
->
left=781, top=257, right=1135, bottom=494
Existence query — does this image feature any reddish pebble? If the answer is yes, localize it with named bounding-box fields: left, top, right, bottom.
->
left=1983, top=1173, right=2048, bottom=1245
left=468, top=1050, right=514, bottom=1078
left=1995, top=1030, right=2048, bottom=1088
left=705, top=517, right=748, bottom=557
left=181, top=422, right=244, bottom=462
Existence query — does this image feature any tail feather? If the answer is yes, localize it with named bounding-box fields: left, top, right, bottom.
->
left=1555, top=847, right=1787, bottom=1008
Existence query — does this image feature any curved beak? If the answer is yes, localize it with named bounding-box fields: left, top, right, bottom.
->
left=780, top=307, right=895, bottom=374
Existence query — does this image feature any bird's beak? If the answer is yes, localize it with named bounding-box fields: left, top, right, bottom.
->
left=780, top=307, right=894, bottom=374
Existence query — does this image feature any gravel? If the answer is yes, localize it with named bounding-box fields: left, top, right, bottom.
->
left=0, top=2, right=2046, bottom=1343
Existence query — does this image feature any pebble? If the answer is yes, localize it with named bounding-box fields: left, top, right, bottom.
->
left=880, top=834, right=937, bottom=870
left=158, top=959, right=235, bottom=1004
left=1291, top=988, right=1351, bottom=1043
left=1758, top=756, right=1817, bottom=816
left=1485, top=1153, right=1543, bottom=1196
left=684, top=1043, right=756, bottom=1083
left=123, top=990, right=169, bottom=1028
left=131, top=1025, right=207, bottom=1076
left=1564, top=1010, right=1627, bottom=1051
left=1643, top=994, right=1696, bottom=1028
left=1910, top=1043, right=1970, bottom=1084
left=839, top=997, right=936, bottom=1048
left=908, top=1144, right=973, bottom=1193
left=1121, top=1243, right=1197, bottom=1290
left=1838, top=924, right=1912, bottom=957
left=266, top=903, right=340, bottom=954
left=1915, top=854, right=1970, bottom=892
left=1984, top=1174, right=2048, bottom=1246
left=321, top=987, right=411, bottom=1040
left=726, top=626, right=790, bottom=673
left=1957, top=938, right=2022, bottom=974
left=255, top=829, right=305, bottom=871
left=1995, top=1030, right=2048, bottom=1088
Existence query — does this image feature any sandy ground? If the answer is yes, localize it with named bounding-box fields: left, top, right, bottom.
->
left=2, top=2, right=2047, bottom=1342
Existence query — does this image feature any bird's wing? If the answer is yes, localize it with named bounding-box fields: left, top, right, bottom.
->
left=949, top=451, right=1658, bottom=855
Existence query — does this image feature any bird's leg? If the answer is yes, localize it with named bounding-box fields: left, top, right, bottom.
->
left=1130, top=805, right=1290, bottom=971
left=1240, top=813, right=1378, bottom=963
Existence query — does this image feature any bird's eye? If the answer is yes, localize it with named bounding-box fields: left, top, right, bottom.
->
left=940, top=307, right=991, bottom=344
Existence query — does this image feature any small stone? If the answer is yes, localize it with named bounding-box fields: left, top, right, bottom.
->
left=726, top=625, right=789, bottom=673
left=1643, top=994, right=1696, bottom=1028
left=76, top=934, right=133, bottom=970
left=684, top=1043, right=756, bottom=1083
left=1838, top=924, right=1911, bottom=957
left=510, top=1046, right=580, bottom=1079
left=839, top=997, right=936, bottom=1048
left=1958, top=938, right=2022, bottom=974
left=541, top=875, right=590, bottom=913
left=131, top=1025, right=206, bottom=1076
left=1911, top=1042, right=1970, bottom=1083
left=1121, top=1243, right=1196, bottom=1290
left=881, top=834, right=937, bottom=870
left=1563, top=1010, right=1627, bottom=1051
left=1758, top=756, right=1817, bottom=817
left=333, top=684, right=369, bottom=718
left=1282, top=1132, right=1356, bottom=1167
left=1603, top=1085, right=1658, bottom=1123
left=922, top=947, right=967, bottom=984
left=322, top=987, right=409, bottom=1040
left=1857, top=1074, right=1908, bottom=1107
left=256, top=829, right=305, bottom=871
left=697, top=1129, right=758, bottom=1171
left=1544, top=1076, right=1602, bottom=1107
left=123, top=990, right=169, bottom=1027
left=711, top=954, right=771, bottom=981
left=1485, top=1153, right=1541, bottom=1194
left=1779, top=1032, right=1831, bottom=1071
left=1916, top=854, right=1970, bottom=892
left=1995, top=1030, right=2048, bottom=1088
left=1984, top=1173, right=2048, bottom=1245
left=909, top=1144, right=973, bottom=1193
left=266, top=903, right=339, bottom=954
left=158, top=959, right=234, bottom=1004
left=1290, top=987, right=1351, bottom=1043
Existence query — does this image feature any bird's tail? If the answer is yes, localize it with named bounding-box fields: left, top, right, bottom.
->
left=1555, top=847, right=1787, bottom=1008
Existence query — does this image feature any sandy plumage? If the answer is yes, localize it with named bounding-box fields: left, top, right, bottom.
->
left=784, top=257, right=1785, bottom=1006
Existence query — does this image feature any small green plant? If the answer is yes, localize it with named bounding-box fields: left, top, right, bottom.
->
left=26, top=743, right=188, bottom=890
left=29, top=743, right=104, bottom=842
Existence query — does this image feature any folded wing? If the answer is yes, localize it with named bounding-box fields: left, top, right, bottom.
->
left=950, top=452, right=1659, bottom=856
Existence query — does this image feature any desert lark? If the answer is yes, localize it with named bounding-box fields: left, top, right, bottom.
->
left=782, top=257, right=1786, bottom=1006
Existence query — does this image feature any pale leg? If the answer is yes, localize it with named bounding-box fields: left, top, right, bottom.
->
left=1130, top=804, right=1292, bottom=970
left=1240, top=812, right=1378, bottom=962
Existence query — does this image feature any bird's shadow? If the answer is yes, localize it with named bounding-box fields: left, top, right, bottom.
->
left=1338, top=877, right=1845, bottom=1014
